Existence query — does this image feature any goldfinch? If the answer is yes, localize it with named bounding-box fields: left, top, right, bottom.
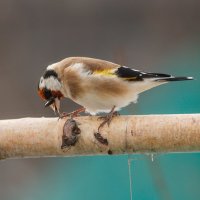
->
left=38, top=57, right=193, bottom=118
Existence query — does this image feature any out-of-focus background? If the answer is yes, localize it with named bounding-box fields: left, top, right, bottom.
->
left=0, top=1, right=200, bottom=199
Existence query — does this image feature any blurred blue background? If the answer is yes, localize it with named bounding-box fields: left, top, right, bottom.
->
left=0, top=1, right=200, bottom=200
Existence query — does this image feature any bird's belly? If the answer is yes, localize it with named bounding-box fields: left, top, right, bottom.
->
left=70, top=78, right=163, bottom=115
left=73, top=90, right=138, bottom=115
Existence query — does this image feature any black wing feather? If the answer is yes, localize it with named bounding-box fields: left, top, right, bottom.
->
left=115, top=66, right=171, bottom=81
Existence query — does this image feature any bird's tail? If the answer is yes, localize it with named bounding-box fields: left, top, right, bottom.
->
left=155, top=76, right=194, bottom=82
left=141, top=72, right=193, bottom=82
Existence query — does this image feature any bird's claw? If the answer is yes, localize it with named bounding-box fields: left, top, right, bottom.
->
left=58, top=107, right=85, bottom=120
left=94, top=108, right=119, bottom=146
left=59, top=112, right=80, bottom=120
left=97, top=111, right=119, bottom=131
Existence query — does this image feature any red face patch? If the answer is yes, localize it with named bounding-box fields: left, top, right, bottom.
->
left=38, top=88, right=63, bottom=100
left=38, top=88, right=46, bottom=100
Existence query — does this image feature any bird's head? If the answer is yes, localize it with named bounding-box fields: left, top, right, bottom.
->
left=38, top=69, right=64, bottom=115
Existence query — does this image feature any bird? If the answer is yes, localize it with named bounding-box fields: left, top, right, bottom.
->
left=38, top=57, right=193, bottom=143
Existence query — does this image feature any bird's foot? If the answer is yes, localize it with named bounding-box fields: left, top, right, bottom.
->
left=94, top=106, right=119, bottom=145
left=59, top=107, right=85, bottom=119
left=97, top=110, right=119, bottom=132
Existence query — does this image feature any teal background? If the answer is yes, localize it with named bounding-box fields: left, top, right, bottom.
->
left=0, top=1, right=200, bottom=200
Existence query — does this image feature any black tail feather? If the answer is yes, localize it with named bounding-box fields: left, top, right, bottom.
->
left=142, top=73, right=171, bottom=78
left=155, top=76, right=194, bottom=82
left=115, top=67, right=194, bottom=82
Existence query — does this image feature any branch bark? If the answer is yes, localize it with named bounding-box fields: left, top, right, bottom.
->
left=0, top=114, right=200, bottom=160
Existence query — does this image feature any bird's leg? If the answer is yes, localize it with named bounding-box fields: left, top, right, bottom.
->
left=59, top=107, right=86, bottom=119
left=97, top=106, right=119, bottom=132
left=94, top=106, right=119, bottom=145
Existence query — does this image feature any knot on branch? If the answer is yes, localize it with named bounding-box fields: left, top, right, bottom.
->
left=61, top=119, right=81, bottom=149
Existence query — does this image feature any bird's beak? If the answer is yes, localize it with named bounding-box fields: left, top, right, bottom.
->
left=45, top=97, right=55, bottom=107
left=45, top=97, right=60, bottom=115
left=52, top=98, right=60, bottom=115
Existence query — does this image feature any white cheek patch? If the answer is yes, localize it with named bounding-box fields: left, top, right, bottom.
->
left=44, top=77, right=61, bottom=91
left=39, top=77, right=46, bottom=89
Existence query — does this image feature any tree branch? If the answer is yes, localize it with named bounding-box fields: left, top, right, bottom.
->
left=0, top=114, right=200, bottom=160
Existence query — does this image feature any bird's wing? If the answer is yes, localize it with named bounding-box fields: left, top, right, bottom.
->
left=73, top=57, right=120, bottom=74
left=62, top=57, right=119, bottom=77
left=80, top=58, right=172, bottom=81
left=63, top=57, right=172, bottom=81
left=114, top=66, right=172, bottom=81
left=114, top=67, right=193, bottom=82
